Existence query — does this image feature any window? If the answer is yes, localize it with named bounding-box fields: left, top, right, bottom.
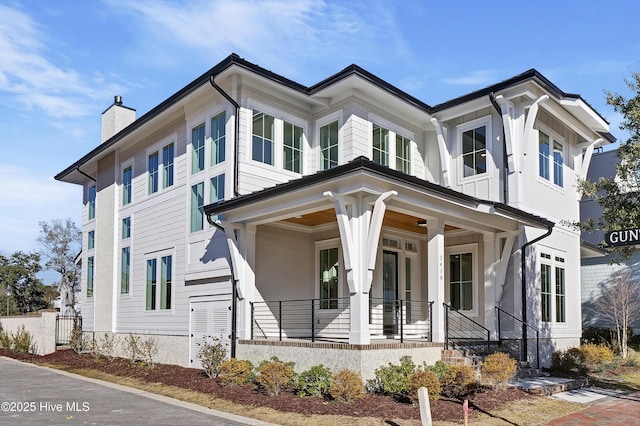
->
left=146, top=258, right=157, bottom=310
left=146, top=255, right=172, bottom=310
left=211, top=112, right=226, bottom=166
left=462, top=126, right=487, bottom=177
left=319, top=247, right=339, bottom=309
left=283, top=121, right=303, bottom=173
left=162, top=143, right=174, bottom=188
left=190, top=182, right=204, bottom=232
left=405, top=257, right=412, bottom=320
left=148, top=151, right=159, bottom=194
left=396, top=134, right=411, bottom=174
left=87, top=230, right=95, bottom=250
left=121, top=247, right=130, bottom=294
left=540, top=252, right=566, bottom=323
left=320, top=121, right=339, bottom=170
left=87, top=256, right=94, bottom=298
left=122, top=217, right=131, bottom=239
left=539, top=130, right=564, bottom=187
left=372, top=124, right=389, bottom=166
left=123, top=166, right=132, bottom=205
left=88, top=185, right=96, bottom=220
left=210, top=174, right=225, bottom=204
left=192, top=123, right=205, bottom=174
left=449, top=252, right=473, bottom=311
left=252, top=110, right=274, bottom=165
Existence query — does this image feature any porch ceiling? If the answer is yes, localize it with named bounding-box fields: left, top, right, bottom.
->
left=284, top=209, right=459, bottom=234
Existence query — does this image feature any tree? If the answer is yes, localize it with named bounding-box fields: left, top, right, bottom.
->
left=578, top=72, right=640, bottom=260
left=594, top=269, right=640, bottom=359
left=37, top=219, right=81, bottom=315
left=0, top=251, right=51, bottom=314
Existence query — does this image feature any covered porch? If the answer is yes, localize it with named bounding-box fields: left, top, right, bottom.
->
left=204, top=157, right=552, bottom=356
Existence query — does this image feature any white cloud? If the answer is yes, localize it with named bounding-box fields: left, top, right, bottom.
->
left=0, top=4, right=124, bottom=118
left=0, top=164, right=81, bottom=256
left=442, top=69, right=497, bottom=87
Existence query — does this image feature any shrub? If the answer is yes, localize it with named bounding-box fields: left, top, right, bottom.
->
left=95, top=333, right=119, bottom=360
left=218, top=358, right=252, bottom=387
left=0, top=328, right=10, bottom=350
left=197, top=336, right=228, bottom=378
left=4, top=325, right=36, bottom=354
left=123, top=333, right=159, bottom=368
left=256, top=357, right=295, bottom=396
left=581, top=343, right=614, bottom=367
left=70, top=323, right=87, bottom=354
left=481, top=352, right=517, bottom=389
left=425, top=360, right=451, bottom=383
left=368, top=355, right=416, bottom=395
left=330, top=369, right=365, bottom=403
left=295, top=364, right=333, bottom=398
left=441, top=365, right=477, bottom=398
left=408, top=370, right=441, bottom=403
left=552, top=347, right=586, bottom=372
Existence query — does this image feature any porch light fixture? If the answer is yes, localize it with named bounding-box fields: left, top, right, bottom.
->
left=417, top=219, right=427, bottom=228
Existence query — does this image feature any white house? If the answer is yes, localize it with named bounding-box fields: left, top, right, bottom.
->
left=55, top=54, right=613, bottom=377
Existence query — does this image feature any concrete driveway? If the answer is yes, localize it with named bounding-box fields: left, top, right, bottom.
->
left=0, top=356, right=273, bottom=425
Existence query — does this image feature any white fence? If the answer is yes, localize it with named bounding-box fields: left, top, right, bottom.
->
left=0, top=312, right=57, bottom=355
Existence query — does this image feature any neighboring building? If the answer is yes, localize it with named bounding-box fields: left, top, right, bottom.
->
left=580, top=149, right=640, bottom=334
left=55, top=54, right=613, bottom=376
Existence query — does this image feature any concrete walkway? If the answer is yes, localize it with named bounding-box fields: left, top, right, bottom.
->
left=0, top=356, right=274, bottom=425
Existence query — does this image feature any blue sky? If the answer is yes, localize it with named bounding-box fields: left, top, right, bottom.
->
left=1, top=0, right=639, bottom=283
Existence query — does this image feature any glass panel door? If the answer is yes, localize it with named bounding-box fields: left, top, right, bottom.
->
left=383, top=251, right=398, bottom=336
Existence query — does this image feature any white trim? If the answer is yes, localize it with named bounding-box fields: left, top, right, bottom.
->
left=314, top=239, right=344, bottom=309
left=445, top=243, right=479, bottom=317
left=144, top=248, right=176, bottom=314
left=456, top=115, right=493, bottom=183
left=535, top=123, right=566, bottom=193
left=316, top=110, right=343, bottom=170
left=537, top=245, right=568, bottom=329
left=368, top=113, right=415, bottom=172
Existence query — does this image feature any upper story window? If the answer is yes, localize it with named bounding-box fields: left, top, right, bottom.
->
left=192, top=123, right=205, bottom=174
left=88, top=185, right=96, bottom=220
left=320, top=121, right=339, bottom=171
left=148, top=151, right=159, bottom=194
left=283, top=121, right=303, bottom=173
left=87, top=256, right=94, bottom=298
left=87, top=230, right=95, bottom=250
left=396, top=134, right=411, bottom=174
left=122, top=217, right=131, bottom=239
left=211, top=112, right=226, bottom=166
left=539, top=130, right=564, bottom=188
left=462, top=126, right=487, bottom=177
left=190, top=182, right=204, bottom=233
left=252, top=110, right=275, bottom=165
left=121, top=247, right=130, bottom=295
left=372, top=124, right=389, bottom=166
left=122, top=166, right=132, bottom=205
left=162, top=143, right=174, bottom=189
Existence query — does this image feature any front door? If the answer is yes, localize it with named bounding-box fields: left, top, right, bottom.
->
left=383, top=250, right=398, bottom=336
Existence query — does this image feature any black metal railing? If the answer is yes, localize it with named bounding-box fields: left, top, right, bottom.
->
left=55, top=314, right=81, bottom=346
left=444, top=303, right=491, bottom=352
left=250, top=298, right=433, bottom=343
left=496, top=307, right=539, bottom=368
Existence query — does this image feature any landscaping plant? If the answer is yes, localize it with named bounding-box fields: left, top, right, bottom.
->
left=256, top=357, right=295, bottom=396
left=197, top=335, right=228, bottom=378
left=481, top=352, right=517, bottom=389
left=329, top=369, right=365, bottom=403
left=218, top=358, right=253, bottom=387
left=295, top=364, right=332, bottom=398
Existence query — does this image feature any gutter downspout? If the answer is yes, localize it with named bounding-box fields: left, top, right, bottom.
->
left=206, top=216, right=238, bottom=358
left=76, top=166, right=96, bottom=182
left=489, top=92, right=508, bottom=204
left=209, top=75, right=240, bottom=197
left=520, top=224, right=553, bottom=362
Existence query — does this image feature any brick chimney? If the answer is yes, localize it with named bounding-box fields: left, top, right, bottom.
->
left=101, top=96, right=136, bottom=143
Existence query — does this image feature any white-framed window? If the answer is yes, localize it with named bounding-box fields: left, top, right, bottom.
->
left=396, top=134, right=411, bottom=174
left=210, top=112, right=226, bottom=166
left=87, top=256, right=94, bottom=298
left=122, top=165, right=132, bottom=205
left=162, top=143, right=174, bottom=189
left=146, top=253, right=173, bottom=311
left=540, top=251, right=566, bottom=323
left=316, top=239, right=342, bottom=310
left=122, top=217, right=131, bottom=239
left=121, top=246, right=130, bottom=294
left=457, top=116, right=491, bottom=180
left=192, top=123, right=205, bottom=174
left=319, top=120, right=339, bottom=171
left=87, top=230, right=95, bottom=250
left=283, top=121, right=303, bottom=173
left=148, top=151, right=159, bottom=194
left=190, top=182, right=204, bottom=233
left=87, top=184, right=96, bottom=220
left=445, top=244, right=478, bottom=314
left=538, top=129, right=564, bottom=188
left=372, top=124, right=390, bottom=166
left=252, top=110, right=275, bottom=165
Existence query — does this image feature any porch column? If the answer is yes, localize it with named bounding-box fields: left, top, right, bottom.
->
left=483, top=232, right=497, bottom=340
left=427, top=220, right=445, bottom=343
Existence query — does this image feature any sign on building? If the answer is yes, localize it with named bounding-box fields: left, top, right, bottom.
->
left=604, top=228, right=640, bottom=247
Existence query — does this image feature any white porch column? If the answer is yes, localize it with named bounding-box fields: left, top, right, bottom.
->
left=427, top=220, right=445, bottom=343
left=483, top=232, right=497, bottom=340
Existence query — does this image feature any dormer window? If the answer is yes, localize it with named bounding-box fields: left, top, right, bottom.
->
left=539, top=130, right=564, bottom=188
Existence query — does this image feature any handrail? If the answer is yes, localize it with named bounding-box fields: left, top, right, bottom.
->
left=496, top=306, right=540, bottom=369
left=444, top=302, right=491, bottom=352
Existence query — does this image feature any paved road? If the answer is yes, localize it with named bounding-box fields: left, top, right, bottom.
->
left=0, top=357, right=271, bottom=425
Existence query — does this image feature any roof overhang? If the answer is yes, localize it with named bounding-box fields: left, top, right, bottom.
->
left=560, top=97, right=610, bottom=134
left=580, top=240, right=607, bottom=259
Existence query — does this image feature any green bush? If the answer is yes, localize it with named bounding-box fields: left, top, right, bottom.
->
left=481, top=352, right=517, bottom=389
left=552, top=347, right=588, bottom=372
left=256, top=357, right=295, bottom=396
left=408, top=370, right=441, bottom=403
left=218, top=358, right=252, bottom=387
left=368, top=355, right=416, bottom=395
left=295, top=364, right=332, bottom=398
left=0, top=325, right=35, bottom=354
left=426, top=360, right=451, bottom=382
left=330, top=369, right=365, bottom=403
left=197, top=336, right=228, bottom=378
left=0, top=328, right=10, bottom=350
left=441, top=365, right=477, bottom=398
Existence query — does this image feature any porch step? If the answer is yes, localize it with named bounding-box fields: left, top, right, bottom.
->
left=510, top=377, right=589, bottom=396
left=516, top=368, right=542, bottom=379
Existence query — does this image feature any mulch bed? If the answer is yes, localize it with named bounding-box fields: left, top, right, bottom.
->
left=0, top=348, right=533, bottom=422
